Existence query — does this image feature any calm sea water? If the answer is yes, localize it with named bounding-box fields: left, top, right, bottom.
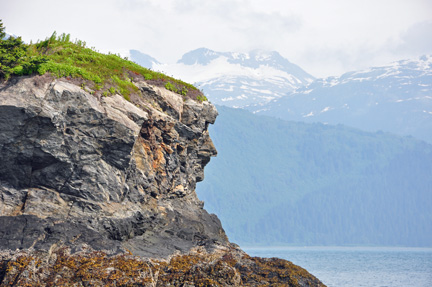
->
left=243, top=246, right=432, bottom=287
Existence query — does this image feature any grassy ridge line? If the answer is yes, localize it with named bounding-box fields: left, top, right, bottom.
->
left=0, top=25, right=207, bottom=102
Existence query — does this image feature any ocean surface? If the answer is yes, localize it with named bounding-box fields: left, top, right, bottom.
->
left=243, top=246, right=432, bottom=287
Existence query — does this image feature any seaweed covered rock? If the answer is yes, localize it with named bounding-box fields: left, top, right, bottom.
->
left=0, top=246, right=324, bottom=286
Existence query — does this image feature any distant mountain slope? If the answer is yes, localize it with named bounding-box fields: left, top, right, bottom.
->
left=197, top=106, right=432, bottom=246
left=252, top=55, right=432, bottom=143
left=131, top=48, right=315, bottom=108
left=129, top=49, right=160, bottom=68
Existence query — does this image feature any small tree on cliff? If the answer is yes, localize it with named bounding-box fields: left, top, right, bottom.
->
left=0, top=20, right=6, bottom=39
left=0, top=20, right=47, bottom=80
left=0, top=20, right=27, bottom=79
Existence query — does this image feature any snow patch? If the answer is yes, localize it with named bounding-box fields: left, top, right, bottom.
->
left=321, top=77, right=340, bottom=87
left=221, top=97, right=234, bottom=102
left=253, top=108, right=270, bottom=113
left=320, top=107, right=332, bottom=113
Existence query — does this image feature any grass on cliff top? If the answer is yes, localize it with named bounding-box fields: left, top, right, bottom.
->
left=0, top=21, right=207, bottom=102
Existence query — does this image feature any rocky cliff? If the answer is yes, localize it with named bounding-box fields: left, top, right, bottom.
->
left=0, top=75, right=324, bottom=286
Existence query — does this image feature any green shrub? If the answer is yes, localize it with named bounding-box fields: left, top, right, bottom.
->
left=165, top=81, right=177, bottom=93
left=144, top=73, right=153, bottom=80
left=196, top=95, right=208, bottom=102
left=181, top=87, right=188, bottom=96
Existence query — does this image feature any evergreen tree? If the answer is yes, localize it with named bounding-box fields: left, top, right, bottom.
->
left=0, top=20, right=5, bottom=39
left=0, top=20, right=47, bottom=80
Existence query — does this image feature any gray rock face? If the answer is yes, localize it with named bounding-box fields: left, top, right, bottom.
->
left=0, top=75, right=226, bottom=258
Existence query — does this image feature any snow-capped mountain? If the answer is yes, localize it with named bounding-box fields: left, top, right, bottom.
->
left=130, top=48, right=314, bottom=108
left=253, top=55, right=432, bottom=143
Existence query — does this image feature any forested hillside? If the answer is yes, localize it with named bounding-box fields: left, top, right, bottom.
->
left=197, top=106, right=432, bottom=246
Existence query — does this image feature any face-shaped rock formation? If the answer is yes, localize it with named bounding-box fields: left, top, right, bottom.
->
left=0, top=75, right=226, bottom=258
left=0, top=75, right=325, bottom=287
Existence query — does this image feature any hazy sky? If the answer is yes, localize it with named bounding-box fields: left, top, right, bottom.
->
left=1, top=0, right=431, bottom=77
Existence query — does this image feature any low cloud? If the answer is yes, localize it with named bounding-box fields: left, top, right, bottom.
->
left=1, top=0, right=431, bottom=77
left=395, top=21, right=432, bottom=55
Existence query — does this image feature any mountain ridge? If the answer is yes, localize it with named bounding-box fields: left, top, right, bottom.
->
left=254, top=54, right=432, bottom=143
